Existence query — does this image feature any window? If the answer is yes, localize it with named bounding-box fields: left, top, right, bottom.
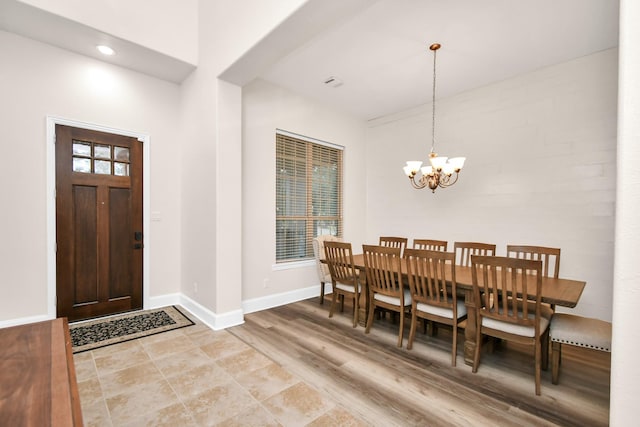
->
left=276, top=130, right=343, bottom=262
left=72, top=139, right=130, bottom=176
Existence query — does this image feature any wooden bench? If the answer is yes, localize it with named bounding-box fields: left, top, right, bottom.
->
left=549, top=313, right=611, bottom=384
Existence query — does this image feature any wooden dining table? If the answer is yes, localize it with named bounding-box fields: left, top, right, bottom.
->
left=347, top=253, right=586, bottom=366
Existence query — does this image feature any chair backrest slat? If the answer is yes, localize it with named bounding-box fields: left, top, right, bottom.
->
left=454, top=242, right=496, bottom=267
left=506, top=245, right=561, bottom=278
left=363, top=244, right=403, bottom=297
left=324, top=241, right=357, bottom=285
left=405, top=248, right=456, bottom=309
left=471, top=255, right=543, bottom=327
left=379, top=236, right=408, bottom=257
left=412, top=239, right=448, bottom=251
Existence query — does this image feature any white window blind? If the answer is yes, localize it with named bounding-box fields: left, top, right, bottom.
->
left=276, top=131, right=343, bottom=262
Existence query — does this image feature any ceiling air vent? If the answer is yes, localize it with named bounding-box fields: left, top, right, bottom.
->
left=323, top=76, right=343, bottom=88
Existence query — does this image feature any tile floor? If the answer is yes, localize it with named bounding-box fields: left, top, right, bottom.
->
left=73, top=309, right=367, bottom=426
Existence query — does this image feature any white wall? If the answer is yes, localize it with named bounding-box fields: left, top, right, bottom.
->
left=366, top=48, right=618, bottom=322
left=610, top=0, right=640, bottom=423
left=242, top=78, right=367, bottom=303
left=178, top=0, right=308, bottom=322
left=0, top=30, right=182, bottom=322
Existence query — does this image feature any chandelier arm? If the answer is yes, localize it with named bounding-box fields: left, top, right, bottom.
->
left=408, top=175, right=427, bottom=189
left=438, top=172, right=459, bottom=188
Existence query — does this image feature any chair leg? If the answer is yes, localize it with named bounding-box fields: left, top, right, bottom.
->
left=397, top=307, right=405, bottom=347
left=451, top=324, right=457, bottom=367
left=407, top=305, right=418, bottom=350
left=320, top=281, right=325, bottom=304
left=328, top=288, right=338, bottom=319
left=551, top=341, right=561, bottom=385
left=427, top=321, right=438, bottom=337
left=340, top=294, right=345, bottom=312
left=541, top=328, right=549, bottom=371
left=365, top=296, right=375, bottom=334
left=486, top=337, right=497, bottom=353
left=352, top=293, right=358, bottom=328
left=535, top=340, right=541, bottom=396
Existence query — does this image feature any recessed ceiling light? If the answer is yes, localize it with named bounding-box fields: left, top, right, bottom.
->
left=96, top=45, right=115, bottom=56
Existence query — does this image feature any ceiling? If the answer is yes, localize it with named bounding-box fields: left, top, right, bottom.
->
left=258, top=0, right=620, bottom=120
left=0, top=0, right=619, bottom=121
left=0, top=0, right=195, bottom=83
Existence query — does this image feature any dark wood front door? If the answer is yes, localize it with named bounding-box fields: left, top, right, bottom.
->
left=55, top=125, right=143, bottom=321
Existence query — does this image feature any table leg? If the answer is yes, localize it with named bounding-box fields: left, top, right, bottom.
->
left=463, top=289, right=477, bottom=366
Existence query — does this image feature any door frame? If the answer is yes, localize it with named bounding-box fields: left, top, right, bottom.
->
left=46, top=116, right=151, bottom=319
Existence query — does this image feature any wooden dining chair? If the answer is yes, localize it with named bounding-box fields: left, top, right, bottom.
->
left=312, top=235, right=343, bottom=304
left=324, top=241, right=363, bottom=327
left=470, top=255, right=550, bottom=395
left=412, top=239, right=448, bottom=251
left=411, top=239, right=449, bottom=335
left=363, top=244, right=411, bottom=347
left=453, top=241, right=496, bottom=267
left=507, top=245, right=561, bottom=311
left=379, top=236, right=408, bottom=257
left=404, top=249, right=466, bottom=365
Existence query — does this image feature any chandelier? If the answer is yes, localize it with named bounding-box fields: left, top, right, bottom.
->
left=403, top=43, right=465, bottom=192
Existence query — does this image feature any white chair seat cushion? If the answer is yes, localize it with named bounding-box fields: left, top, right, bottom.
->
left=335, top=282, right=362, bottom=293
left=416, top=299, right=467, bottom=319
left=482, top=311, right=549, bottom=338
left=374, top=289, right=412, bottom=306
left=550, top=313, right=611, bottom=351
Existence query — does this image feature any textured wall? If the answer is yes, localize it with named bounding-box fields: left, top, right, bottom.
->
left=366, top=48, right=618, bottom=322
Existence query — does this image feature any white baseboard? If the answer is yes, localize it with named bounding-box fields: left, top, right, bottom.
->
left=2, top=286, right=328, bottom=330
left=243, top=284, right=326, bottom=314
left=148, top=293, right=244, bottom=331
left=153, top=286, right=328, bottom=328
left=178, top=294, right=244, bottom=331
left=148, top=293, right=182, bottom=309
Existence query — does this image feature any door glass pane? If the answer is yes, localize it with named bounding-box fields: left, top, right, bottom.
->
left=94, top=160, right=111, bottom=175
left=95, top=145, right=111, bottom=160
left=114, top=147, right=130, bottom=162
left=72, top=142, right=91, bottom=157
left=114, top=162, right=129, bottom=176
left=73, top=157, right=91, bottom=173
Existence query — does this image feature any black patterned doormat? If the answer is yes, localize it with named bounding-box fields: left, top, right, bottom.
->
left=69, top=306, right=194, bottom=353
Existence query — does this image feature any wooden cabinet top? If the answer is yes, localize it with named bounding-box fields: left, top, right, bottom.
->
left=0, top=318, right=83, bottom=426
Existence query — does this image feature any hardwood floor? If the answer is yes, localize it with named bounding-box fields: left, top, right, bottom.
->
left=229, top=298, right=610, bottom=427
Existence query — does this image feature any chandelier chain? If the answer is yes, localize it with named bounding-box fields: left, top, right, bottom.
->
left=431, top=46, right=437, bottom=154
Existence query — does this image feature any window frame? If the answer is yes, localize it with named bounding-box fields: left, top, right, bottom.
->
left=275, top=129, right=343, bottom=264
